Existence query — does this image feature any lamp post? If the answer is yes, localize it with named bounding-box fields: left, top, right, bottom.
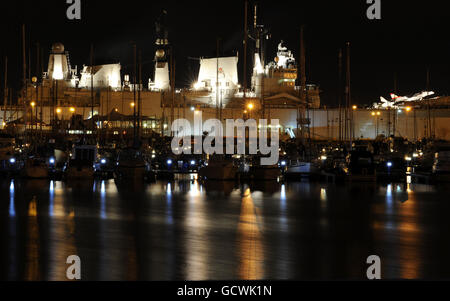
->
left=405, top=106, right=412, bottom=140
left=372, top=111, right=381, bottom=138
left=247, top=103, right=254, bottom=120
left=30, top=101, right=36, bottom=131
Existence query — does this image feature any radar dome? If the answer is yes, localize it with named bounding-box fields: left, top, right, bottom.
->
left=52, top=43, right=65, bottom=53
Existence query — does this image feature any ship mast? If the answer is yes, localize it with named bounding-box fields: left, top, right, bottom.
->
left=90, top=44, right=95, bottom=139
left=216, top=38, right=220, bottom=120
left=345, top=42, right=352, bottom=146
left=393, top=71, right=398, bottom=137
left=338, top=49, right=343, bottom=143
left=299, top=25, right=307, bottom=143
left=22, top=24, right=27, bottom=136
left=426, top=67, right=432, bottom=139
left=138, top=49, right=143, bottom=137
left=243, top=0, right=248, bottom=115
left=3, top=56, right=7, bottom=129
left=133, top=43, right=137, bottom=143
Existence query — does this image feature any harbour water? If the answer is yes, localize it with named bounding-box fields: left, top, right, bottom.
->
left=1, top=177, right=450, bottom=281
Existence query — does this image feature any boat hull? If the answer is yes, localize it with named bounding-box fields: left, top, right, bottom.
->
left=115, top=166, right=146, bottom=181
left=25, top=166, right=49, bottom=179
left=66, top=167, right=95, bottom=180
left=199, top=166, right=237, bottom=181
left=251, top=167, right=281, bottom=181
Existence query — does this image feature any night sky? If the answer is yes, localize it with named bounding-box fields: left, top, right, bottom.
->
left=1, top=0, right=449, bottom=106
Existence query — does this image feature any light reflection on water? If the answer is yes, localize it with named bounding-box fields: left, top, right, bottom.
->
left=1, top=178, right=450, bottom=280
left=237, top=187, right=264, bottom=280
left=184, top=179, right=209, bottom=280
left=9, top=180, right=15, bottom=218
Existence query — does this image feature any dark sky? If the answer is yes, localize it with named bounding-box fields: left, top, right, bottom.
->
left=1, top=0, right=450, bottom=106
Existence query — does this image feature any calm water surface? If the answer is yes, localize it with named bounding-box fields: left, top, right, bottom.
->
left=1, top=176, right=450, bottom=280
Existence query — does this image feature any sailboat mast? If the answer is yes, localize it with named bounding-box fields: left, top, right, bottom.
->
left=90, top=44, right=95, bottom=136
left=170, top=50, right=175, bottom=136
left=22, top=24, right=27, bottom=134
left=133, top=43, right=137, bottom=140
left=216, top=38, right=219, bottom=120
left=393, top=72, right=398, bottom=137
left=345, top=42, right=352, bottom=144
left=338, top=49, right=343, bottom=142
left=243, top=0, right=248, bottom=112
left=299, top=25, right=306, bottom=141
left=138, top=49, right=142, bottom=137
left=426, top=67, right=432, bottom=139
left=3, top=56, right=7, bottom=128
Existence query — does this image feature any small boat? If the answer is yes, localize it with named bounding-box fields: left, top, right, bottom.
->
left=65, top=145, right=97, bottom=180
left=94, top=148, right=117, bottom=179
left=284, top=159, right=321, bottom=180
left=249, top=155, right=281, bottom=181
left=0, top=134, right=20, bottom=176
left=115, top=148, right=151, bottom=181
left=198, top=155, right=237, bottom=181
left=376, top=154, right=407, bottom=182
left=346, top=149, right=377, bottom=182
left=432, top=150, right=450, bottom=182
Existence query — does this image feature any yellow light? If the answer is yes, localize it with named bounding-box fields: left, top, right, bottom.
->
left=70, top=107, right=76, bottom=113
left=377, top=112, right=381, bottom=116
left=115, top=108, right=119, bottom=112
left=352, top=105, right=357, bottom=110
left=244, top=110, right=248, bottom=114
left=406, top=106, right=412, bottom=112
left=130, top=102, right=135, bottom=108
left=371, top=112, right=376, bottom=116
left=56, top=108, right=62, bottom=114
left=30, top=102, right=36, bottom=108
left=247, top=103, right=254, bottom=110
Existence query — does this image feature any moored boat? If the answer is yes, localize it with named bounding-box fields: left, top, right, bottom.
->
left=115, top=148, right=151, bottom=181
left=198, top=155, right=237, bottom=181
left=65, top=144, right=97, bottom=180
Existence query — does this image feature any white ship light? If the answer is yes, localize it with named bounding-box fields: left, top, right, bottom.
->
left=53, top=55, right=64, bottom=80
left=9, top=158, right=16, bottom=164
left=193, top=82, right=203, bottom=90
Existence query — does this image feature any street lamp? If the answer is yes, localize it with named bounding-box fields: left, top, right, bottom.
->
left=372, top=111, right=381, bottom=137
left=70, top=107, right=76, bottom=113
left=246, top=103, right=254, bottom=119
left=30, top=102, right=36, bottom=131
left=405, top=106, right=412, bottom=140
